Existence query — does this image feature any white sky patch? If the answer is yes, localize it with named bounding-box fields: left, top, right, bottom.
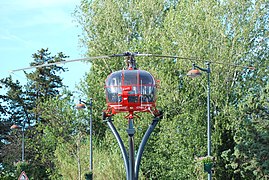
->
left=0, top=0, right=80, bottom=50
left=0, top=0, right=88, bottom=92
left=0, top=28, right=36, bottom=50
left=1, top=0, right=79, bottom=10
left=0, top=1, right=78, bottom=28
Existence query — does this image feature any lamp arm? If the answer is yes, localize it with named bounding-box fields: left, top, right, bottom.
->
left=79, top=99, right=93, bottom=107
left=193, top=62, right=211, bottom=73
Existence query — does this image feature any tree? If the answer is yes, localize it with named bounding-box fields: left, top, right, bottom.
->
left=25, top=48, right=68, bottom=124
left=0, top=48, right=68, bottom=179
left=31, top=93, right=88, bottom=179
left=24, top=49, right=69, bottom=179
left=74, top=0, right=269, bottom=179
left=0, top=77, right=29, bottom=175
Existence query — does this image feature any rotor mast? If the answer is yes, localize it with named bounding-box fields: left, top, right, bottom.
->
left=124, top=52, right=137, bottom=70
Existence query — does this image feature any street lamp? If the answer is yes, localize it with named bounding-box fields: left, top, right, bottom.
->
left=76, top=98, right=93, bottom=180
left=187, top=62, right=212, bottom=180
left=10, top=119, right=26, bottom=162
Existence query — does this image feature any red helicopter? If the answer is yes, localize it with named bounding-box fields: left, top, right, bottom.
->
left=102, top=52, right=161, bottom=120
left=12, top=51, right=248, bottom=121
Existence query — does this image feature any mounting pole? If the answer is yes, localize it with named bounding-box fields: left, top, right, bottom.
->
left=22, top=120, right=25, bottom=162
left=134, top=116, right=160, bottom=179
left=127, top=117, right=135, bottom=180
left=106, top=117, right=129, bottom=180
left=191, top=62, right=212, bottom=180
left=104, top=112, right=162, bottom=180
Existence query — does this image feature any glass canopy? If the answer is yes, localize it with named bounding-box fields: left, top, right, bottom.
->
left=105, top=70, right=156, bottom=104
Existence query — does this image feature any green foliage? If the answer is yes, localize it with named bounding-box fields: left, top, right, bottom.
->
left=14, top=161, right=31, bottom=179
left=74, top=0, right=269, bottom=179
left=54, top=132, right=88, bottom=180
left=27, top=92, right=85, bottom=179
left=86, top=140, right=127, bottom=179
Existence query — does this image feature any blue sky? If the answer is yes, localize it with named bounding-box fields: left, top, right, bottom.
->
left=0, top=0, right=90, bottom=91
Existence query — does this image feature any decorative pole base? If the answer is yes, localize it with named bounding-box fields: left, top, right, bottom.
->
left=204, top=163, right=212, bottom=173
left=85, top=172, right=93, bottom=180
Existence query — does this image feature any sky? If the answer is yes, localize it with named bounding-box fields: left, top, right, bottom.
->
left=0, top=0, right=90, bottom=91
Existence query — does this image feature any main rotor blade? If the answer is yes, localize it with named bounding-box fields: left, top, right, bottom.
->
left=11, top=52, right=254, bottom=73
left=139, top=54, right=254, bottom=69
left=136, top=53, right=199, bottom=61
left=10, top=55, right=113, bottom=73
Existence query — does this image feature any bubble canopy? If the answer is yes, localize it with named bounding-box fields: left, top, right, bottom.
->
left=105, top=69, right=157, bottom=114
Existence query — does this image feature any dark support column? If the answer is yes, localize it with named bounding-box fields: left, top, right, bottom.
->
left=105, top=112, right=161, bottom=180
left=127, top=118, right=135, bottom=180
left=134, top=115, right=161, bottom=180
left=106, top=117, right=129, bottom=180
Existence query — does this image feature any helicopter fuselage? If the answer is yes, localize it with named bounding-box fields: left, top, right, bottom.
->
left=104, top=69, right=159, bottom=117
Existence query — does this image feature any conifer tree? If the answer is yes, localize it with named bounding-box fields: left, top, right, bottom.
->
left=0, top=48, right=68, bottom=179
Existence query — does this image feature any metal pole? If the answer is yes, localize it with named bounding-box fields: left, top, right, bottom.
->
left=106, top=119, right=129, bottom=179
left=193, top=63, right=212, bottom=179
left=206, top=62, right=212, bottom=180
left=22, top=127, right=25, bottom=162
left=89, top=98, right=93, bottom=173
left=22, top=120, right=25, bottom=162
left=134, top=116, right=160, bottom=180
left=127, top=118, right=135, bottom=180
left=105, top=113, right=161, bottom=180
left=81, top=99, right=94, bottom=180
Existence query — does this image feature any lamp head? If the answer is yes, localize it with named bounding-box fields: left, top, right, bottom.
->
left=187, top=69, right=202, bottom=78
left=10, top=124, right=20, bottom=129
left=76, top=99, right=86, bottom=110
left=187, top=64, right=201, bottom=78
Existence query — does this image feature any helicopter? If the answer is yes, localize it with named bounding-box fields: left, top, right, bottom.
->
left=102, top=52, right=161, bottom=120
left=11, top=51, right=251, bottom=120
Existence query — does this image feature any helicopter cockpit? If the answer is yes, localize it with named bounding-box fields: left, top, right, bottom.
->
left=105, top=69, right=157, bottom=110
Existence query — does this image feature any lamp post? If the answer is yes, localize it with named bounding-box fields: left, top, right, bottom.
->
left=187, top=62, right=212, bottom=180
left=10, top=119, right=26, bottom=162
left=76, top=98, right=93, bottom=180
